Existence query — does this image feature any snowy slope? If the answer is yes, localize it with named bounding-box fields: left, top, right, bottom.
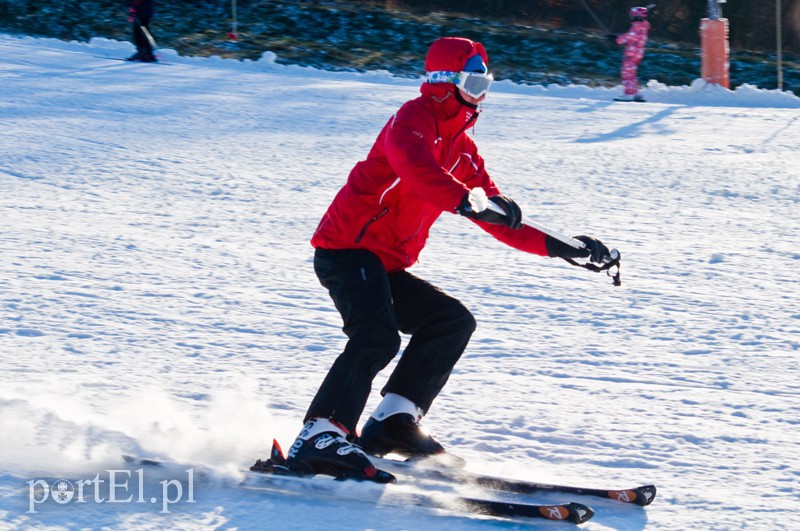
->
left=1, top=35, right=799, bottom=530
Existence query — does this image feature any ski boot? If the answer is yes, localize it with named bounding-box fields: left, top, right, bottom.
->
left=282, top=418, right=395, bottom=483
left=614, top=93, right=645, bottom=102
left=358, top=412, right=445, bottom=458
left=357, top=393, right=445, bottom=458
left=127, top=52, right=157, bottom=63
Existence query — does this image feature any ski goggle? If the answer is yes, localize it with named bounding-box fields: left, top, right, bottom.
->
left=426, top=70, right=494, bottom=99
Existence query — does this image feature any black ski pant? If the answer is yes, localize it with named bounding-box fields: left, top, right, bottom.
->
left=305, top=248, right=476, bottom=436
left=132, top=15, right=153, bottom=56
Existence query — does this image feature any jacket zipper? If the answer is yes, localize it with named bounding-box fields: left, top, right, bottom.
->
left=398, top=218, right=423, bottom=247
left=354, top=208, right=389, bottom=243
left=353, top=110, right=478, bottom=247
left=445, top=112, right=479, bottom=171
left=456, top=112, right=479, bottom=139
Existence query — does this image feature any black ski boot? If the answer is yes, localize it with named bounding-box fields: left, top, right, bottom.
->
left=358, top=413, right=445, bottom=458
left=127, top=52, right=157, bottom=62
left=284, top=419, right=395, bottom=483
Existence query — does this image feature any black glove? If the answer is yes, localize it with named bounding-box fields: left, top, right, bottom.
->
left=545, top=235, right=589, bottom=260
left=457, top=192, right=523, bottom=230
left=576, top=235, right=610, bottom=263
left=607, top=34, right=618, bottom=44
left=546, top=235, right=610, bottom=263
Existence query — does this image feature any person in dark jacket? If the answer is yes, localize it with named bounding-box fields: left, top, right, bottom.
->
left=283, top=37, right=611, bottom=481
left=127, top=0, right=156, bottom=62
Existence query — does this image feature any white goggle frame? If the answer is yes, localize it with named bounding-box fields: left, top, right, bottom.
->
left=426, top=70, right=494, bottom=99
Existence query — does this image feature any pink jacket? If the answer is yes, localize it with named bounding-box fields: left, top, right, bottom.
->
left=616, top=20, right=650, bottom=61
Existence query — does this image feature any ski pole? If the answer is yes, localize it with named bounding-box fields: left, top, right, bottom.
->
left=485, top=200, right=620, bottom=259
left=468, top=188, right=580, bottom=247
left=477, top=192, right=593, bottom=251
left=577, top=0, right=611, bottom=34
left=135, top=16, right=158, bottom=53
left=229, top=0, right=238, bottom=41
left=471, top=189, right=622, bottom=285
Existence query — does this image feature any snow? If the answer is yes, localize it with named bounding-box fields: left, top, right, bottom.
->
left=1, top=34, right=799, bottom=530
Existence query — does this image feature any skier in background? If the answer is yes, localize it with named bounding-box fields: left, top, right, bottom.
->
left=280, top=36, right=611, bottom=481
left=609, top=6, right=651, bottom=102
left=127, top=0, right=156, bottom=62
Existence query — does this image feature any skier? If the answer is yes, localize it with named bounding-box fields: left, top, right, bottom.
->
left=127, top=0, right=157, bottom=62
left=609, top=6, right=651, bottom=102
left=284, top=36, right=611, bottom=481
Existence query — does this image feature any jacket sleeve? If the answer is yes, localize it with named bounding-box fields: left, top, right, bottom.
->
left=463, top=141, right=550, bottom=257
left=618, top=23, right=649, bottom=48
left=616, top=27, right=636, bottom=45
left=383, top=102, right=470, bottom=213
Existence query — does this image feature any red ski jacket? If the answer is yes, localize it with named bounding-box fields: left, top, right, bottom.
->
left=311, top=82, right=549, bottom=272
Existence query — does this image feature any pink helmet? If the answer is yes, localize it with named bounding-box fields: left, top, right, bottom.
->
left=629, top=6, right=648, bottom=19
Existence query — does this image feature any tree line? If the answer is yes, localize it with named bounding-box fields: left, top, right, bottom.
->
left=2, top=0, right=798, bottom=54
left=379, top=0, right=800, bottom=54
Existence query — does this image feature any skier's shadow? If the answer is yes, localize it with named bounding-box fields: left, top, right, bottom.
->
left=573, top=105, right=677, bottom=143
left=573, top=99, right=617, bottom=113
left=758, top=114, right=799, bottom=151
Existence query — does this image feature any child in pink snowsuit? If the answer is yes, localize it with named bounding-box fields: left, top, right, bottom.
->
left=614, top=7, right=650, bottom=99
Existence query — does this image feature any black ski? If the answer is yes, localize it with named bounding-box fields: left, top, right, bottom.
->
left=371, top=456, right=657, bottom=506
left=465, top=473, right=656, bottom=506
left=249, top=459, right=593, bottom=524
left=249, top=441, right=594, bottom=524
left=92, top=55, right=171, bottom=65
left=458, top=497, right=593, bottom=524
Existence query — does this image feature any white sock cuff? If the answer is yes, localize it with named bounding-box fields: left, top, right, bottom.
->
left=298, top=418, right=347, bottom=440
left=371, top=393, right=423, bottom=422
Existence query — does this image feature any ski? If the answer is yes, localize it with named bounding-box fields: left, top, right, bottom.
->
left=458, top=497, right=593, bottom=524
left=122, top=454, right=163, bottom=466
left=248, top=441, right=594, bottom=524
left=464, top=473, right=656, bottom=507
left=370, top=455, right=657, bottom=506
left=92, top=55, right=171, bottom=65
left=248, top=457, right=593, bottom=524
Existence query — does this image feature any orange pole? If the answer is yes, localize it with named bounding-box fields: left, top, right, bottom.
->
left=700, top=18, right=730, bottom=88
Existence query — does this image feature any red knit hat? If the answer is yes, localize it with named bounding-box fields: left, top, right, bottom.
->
left=425, top=37, right=489, bottom=73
